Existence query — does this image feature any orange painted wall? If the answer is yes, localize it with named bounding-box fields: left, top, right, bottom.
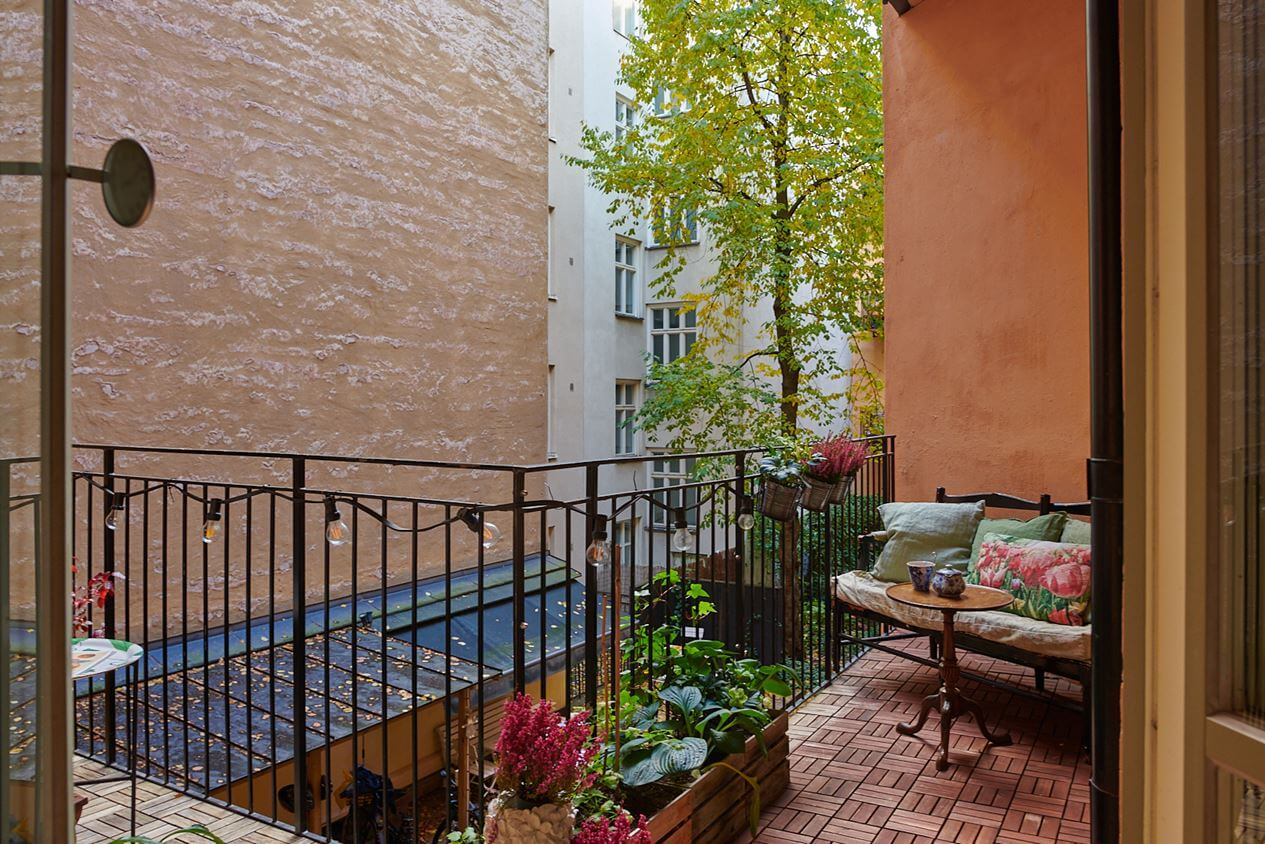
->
left=883, top=0, right=1091, bottom=503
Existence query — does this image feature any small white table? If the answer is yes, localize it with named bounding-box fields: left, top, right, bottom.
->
left=73, top=638, right=144, bottom=834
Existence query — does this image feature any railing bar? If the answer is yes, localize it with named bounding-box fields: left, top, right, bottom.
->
left=563, top=507, right=573, bottom=716
left=141, top=481, right=152, bottom=778
left=244, top=489, right=255, bottom=816
left=349, top=503, right=360, bottom=839
left=161, top=478, right=171, bottom=785
left=379, top=498, right=390, bottom=833
left=409, top=501, right=420, bottom=843
left=223, top=488, right=233, bottom=802
left=443, top=506, right=453, bottom=833
left=182, top=483, right=191, bottom=794
left=476, top=506, right=487, bottom=825
left=538, top=507, right=547, bottom=702
left=201, top=483, right=211, bottom=795
left=322, top=499, right=333, bottom=838
left=269, top=491, right=279, bottom=824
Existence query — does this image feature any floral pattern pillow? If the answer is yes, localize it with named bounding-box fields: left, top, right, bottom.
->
left=969, top=533, right=1091, bottom=626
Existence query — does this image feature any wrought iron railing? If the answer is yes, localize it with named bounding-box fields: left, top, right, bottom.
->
left=4, top=436, right=893, bottom=842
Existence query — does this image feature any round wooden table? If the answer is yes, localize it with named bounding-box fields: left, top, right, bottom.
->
left=885, top=582, right=1014, bottom=771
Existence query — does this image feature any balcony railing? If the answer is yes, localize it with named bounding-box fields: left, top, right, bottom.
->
left=3, top=436, right=894, bottom=842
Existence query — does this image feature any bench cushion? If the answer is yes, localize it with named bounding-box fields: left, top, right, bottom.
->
left=832, top=570, right=1091, bottom=662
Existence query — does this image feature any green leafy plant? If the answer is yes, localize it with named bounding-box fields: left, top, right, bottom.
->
left=444, top=829, right=481, bottom=844
left=110, top=825, right=225, bottom=844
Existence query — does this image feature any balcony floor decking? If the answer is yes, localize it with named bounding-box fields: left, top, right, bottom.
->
left=74, top=757, right=305, bottom=844
left=748, top=640, right=1088, bottom=844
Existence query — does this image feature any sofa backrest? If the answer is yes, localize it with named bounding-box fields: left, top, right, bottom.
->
left=934, top=488, right=1091, bottom=517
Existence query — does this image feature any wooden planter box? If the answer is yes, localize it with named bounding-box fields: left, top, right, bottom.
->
left=645, top=711, right=790, bottom=844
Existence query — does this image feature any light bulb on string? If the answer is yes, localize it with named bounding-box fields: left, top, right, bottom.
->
left=460, top=508, right=501, bottom=550
left=201, top=498, right=224, bottom=544
left=324, top=497, right=350, bottom=546
left=585, top=515, right=611, bottom=565
left=737, top=495, right=755, bottom=532
left=671, top=507, right=693, bottom=552
left=105, top=493, right=125, bottom=532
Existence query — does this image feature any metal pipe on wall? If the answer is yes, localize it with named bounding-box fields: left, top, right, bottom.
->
left=1085, top=0, right=1124, bottom=841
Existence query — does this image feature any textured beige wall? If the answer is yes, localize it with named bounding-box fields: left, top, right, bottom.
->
left=1, top=0, right=549, bottom=621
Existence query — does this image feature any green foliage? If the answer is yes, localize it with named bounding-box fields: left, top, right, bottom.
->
left=445, top=829, right=481, bottom=844
left=613, top=572, right=796, bottom=791
left=571, top=0, right=884, bottom=443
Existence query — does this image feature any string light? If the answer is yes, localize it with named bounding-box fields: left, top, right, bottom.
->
left=585, top=515, right=611, bottom=565
left=671, top=507, right=693, bottom=552
left=459, top=508, right=502, bottom=550
left=201, top=498, right=223, bottom=544
left=737, top=495, right=755, bottom=531
left=324, top=497, right=350, bottom=546
left=105, top=493, right=125, bottom=531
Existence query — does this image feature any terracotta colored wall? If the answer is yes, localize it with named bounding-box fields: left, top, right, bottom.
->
left=883, top=0, right=1090, bottom=503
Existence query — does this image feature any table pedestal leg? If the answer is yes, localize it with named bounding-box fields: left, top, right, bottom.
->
left=895, top=610, right=1012, bottom=771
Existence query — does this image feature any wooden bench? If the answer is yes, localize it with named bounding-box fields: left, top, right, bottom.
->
left=832, top=489, right=1092, bottom=743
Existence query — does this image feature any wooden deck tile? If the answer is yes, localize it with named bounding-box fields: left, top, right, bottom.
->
left=745, top=641, right=1087, bottom=844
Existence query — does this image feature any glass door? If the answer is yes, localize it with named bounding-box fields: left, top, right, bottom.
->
left=1212, top=0, right=1265, bottom=837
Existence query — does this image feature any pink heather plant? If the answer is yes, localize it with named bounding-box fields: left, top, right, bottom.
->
left=494, top=694, right=597, bottom=804
left=571, top=813, right=652, bottom=844
left=805, top=434, right=869, bottom=483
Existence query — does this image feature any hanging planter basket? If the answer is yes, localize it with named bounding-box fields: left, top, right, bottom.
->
left=758, top=478, right=802, bottom=522
left=800, top=474, right=835, bottom=512
left=827, top=473, right=856, bottom=506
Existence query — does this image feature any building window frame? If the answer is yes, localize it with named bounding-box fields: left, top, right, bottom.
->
left=650, top=453, right=698, bottom=529
left=649, top=305, right=697, bottom=366
left=615, top=96, right=636, bottom=142
left=615, top=380, right=638, bottom=456
left=615, top=237, right=639, bottom=316
left=613, top=0, right=636, bottom=37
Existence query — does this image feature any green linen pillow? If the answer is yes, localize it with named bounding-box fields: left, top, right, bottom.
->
left=871, top=501, right=985, bottom=582
left=1061, top=518, right=1091, bottom=545
left=968, top=512, right=1068, bottom=566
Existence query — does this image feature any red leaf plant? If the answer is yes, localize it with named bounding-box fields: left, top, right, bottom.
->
left=572, top=812, right=652, bottom=844
left=71, top=564, right=125, bottom=636
left=804, top=434, right=869, bottom=483
left=494, top=694, right=597, bottom=805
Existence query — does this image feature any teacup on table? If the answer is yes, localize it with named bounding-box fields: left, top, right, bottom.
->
left=907, top=561, right=934, bottom=592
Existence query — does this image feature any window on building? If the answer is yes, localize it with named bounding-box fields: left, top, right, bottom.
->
left=547, top=364, right=557, bottom=458
left=651, top=455, right=698, bottom=528
left=650, top=204, right=698, bottom=246
left=547, top=206, right=556, bottom=299
left=614, top=518, right=637, bottom=566
left=653, top=87, right=687, bottom=116
left=649, top=306, right=697, bottom=365
left=615, top=381, right=638, bottom=455
left=615, top=97, right=635, bottom=142
left=615, top=237, right=638, bottom=315
left=613, top=0, right=636, bottom=36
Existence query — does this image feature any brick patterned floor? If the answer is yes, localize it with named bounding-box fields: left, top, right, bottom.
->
left=745, top=641, right=1089, bottom=844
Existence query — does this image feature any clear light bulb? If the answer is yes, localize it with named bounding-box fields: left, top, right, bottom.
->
left=481, top=521, right=502, bottom=550
left=105, top=510, right=119, bottom=531
left=586, top=537, right=611, bottom=565
left=671, top=526, right=693, bottom=552
left=202, top=518, right=221, bottom=544
left=738, top=512, right=755, bottom=531
left=325, top=518, right=350, bottom=546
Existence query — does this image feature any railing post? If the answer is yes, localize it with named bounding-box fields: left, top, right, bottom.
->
left=734, top=453, right=747, bottom=657
left=583, top=464, right=599, bottom=714
left=511, top=469, right=527, bottom=695
left=0, top=462, right=11, bottom=834
left=290, top=457, right=307, bottom=834
left=103, top=447, right=118, bottom=764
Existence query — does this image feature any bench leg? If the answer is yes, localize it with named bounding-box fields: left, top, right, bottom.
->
left=1081, top=676, right=1092, bottom=754
left=1035, top=668, right=1046, bottom=692
left=928, top=634, right=939, bottom=661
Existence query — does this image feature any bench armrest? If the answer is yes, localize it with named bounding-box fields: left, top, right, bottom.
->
left=854, top=531, right=887, bottom=572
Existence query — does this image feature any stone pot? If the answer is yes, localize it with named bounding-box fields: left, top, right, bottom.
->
left=484, top=795, right=573, bottom=844
left=827, top=473, right=856, bottom=505
left=758, top=478, right=801, bottom=522
left=800, top=474, right=834, bottom=512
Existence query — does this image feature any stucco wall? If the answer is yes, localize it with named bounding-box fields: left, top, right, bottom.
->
left=883, top=0, right=1090, bottom=503
left=1, top=0, right=549, bottom=616
left=2, top=0, right=547, bottom=484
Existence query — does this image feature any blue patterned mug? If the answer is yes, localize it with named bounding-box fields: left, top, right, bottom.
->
left=907, top=561, right=935, bottom=592
left=931, top=567, right=966, bottom=598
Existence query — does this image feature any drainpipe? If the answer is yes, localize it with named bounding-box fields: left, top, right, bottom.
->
left=1086, top=1, right=1123, bottom=842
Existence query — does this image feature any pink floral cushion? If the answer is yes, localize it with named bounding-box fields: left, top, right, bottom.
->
left=968, top=534, right=1091, bottom=626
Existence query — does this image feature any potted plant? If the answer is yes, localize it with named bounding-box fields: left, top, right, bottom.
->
left=756, top=450, right=804, bottom=522
left=485, top=695, right=596, bottom=844
left=802, top=435, right=869, bottom=508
